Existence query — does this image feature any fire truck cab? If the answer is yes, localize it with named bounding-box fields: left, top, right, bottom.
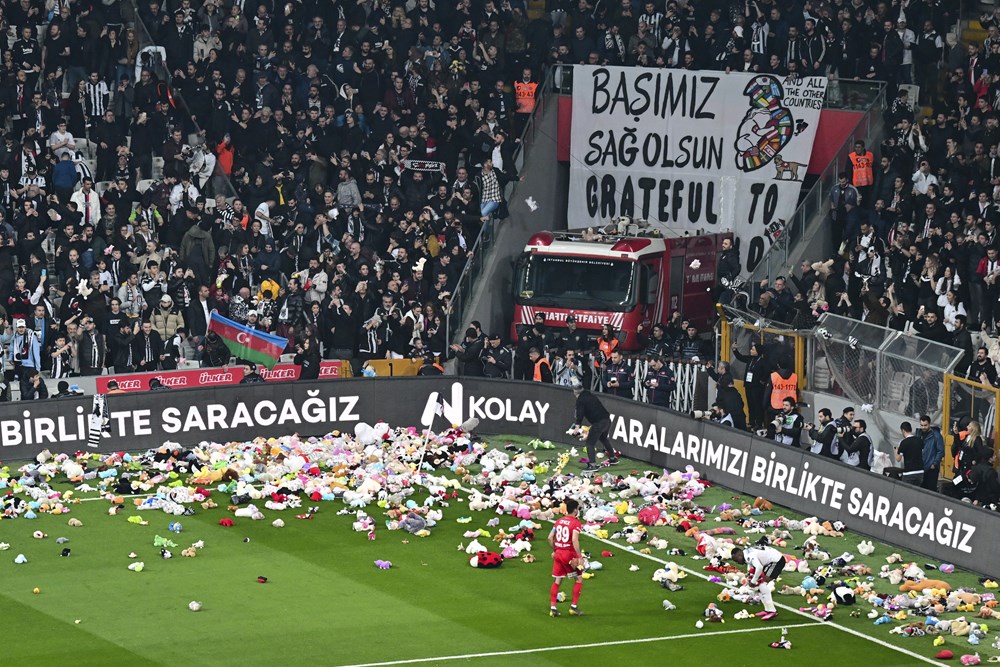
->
left=512, top=222, right=729, bottom=350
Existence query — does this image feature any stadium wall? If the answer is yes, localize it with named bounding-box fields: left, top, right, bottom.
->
left=7, top=378, right=989, bottom=573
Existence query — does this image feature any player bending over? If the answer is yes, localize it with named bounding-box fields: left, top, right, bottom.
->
left=732, top=545, right=785, bottom=621
left=549, top=498, right=585, bottom=617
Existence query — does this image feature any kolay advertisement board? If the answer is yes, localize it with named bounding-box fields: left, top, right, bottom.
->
left=0, top=378, right=995, bottom=574
left=568, top=66, right=828, bottom=272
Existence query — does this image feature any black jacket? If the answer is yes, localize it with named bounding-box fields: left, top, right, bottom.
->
left=295, top=345, right=321, bottom=380
left=453, top=338, right=485, bottom=376
left=716, top=386, right=747, bottom=430
left=575, top=390, right=610, bottom=424
left=808, top=421, right=838, bottom=458
left=717, top=248, right=741, bottom=284
left=481, top=344, right=512, bottom=378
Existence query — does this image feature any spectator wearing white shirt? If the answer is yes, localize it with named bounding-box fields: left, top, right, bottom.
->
left=254, top=200, right=275, bottom=237
left=48, top=120, right=76, bottom=159
left=912, top=160, right=937, bottom=196
left=169, top=174, right=200, bottom=214
left=896, top=19, right=916, bottom=84
left=69, top=177, right=101, bottom=227
left=941, top=291, right=968, bottom=332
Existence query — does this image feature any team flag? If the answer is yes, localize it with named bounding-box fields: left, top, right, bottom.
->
left=207, top=312, right=288, bottom=369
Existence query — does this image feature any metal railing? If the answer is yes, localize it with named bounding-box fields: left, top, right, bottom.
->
left=445, top=67, right=554, bottom=347
left=508, top=347, right=709, bottom=413
left=718, top=302, right=807, bottom=386
left=626, top=358, right=706, bottom=413
left=943, top=375, right=1000, bottom=477
left=750, top=79, right=887, bottom=285
left=809, top=313, right=964, bottom=455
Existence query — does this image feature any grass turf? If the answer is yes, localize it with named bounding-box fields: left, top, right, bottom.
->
left=0, top=435, right=987, bottom=667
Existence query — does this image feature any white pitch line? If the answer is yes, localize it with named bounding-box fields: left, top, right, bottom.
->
left=332, top=623, right=819, bottom=667
left=455, top=482, right=942, bottom=667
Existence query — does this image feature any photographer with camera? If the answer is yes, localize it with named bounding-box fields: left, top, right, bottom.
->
left=771, top=397, right=803, bottom=447
left=8, top=318, right=41, bottom=399
left=766, top=357, right=797, bottom=420
left=842, top=420, right=874, bottom=470
left=805, top=408, right=838, bottom=458
left=833, top=406, right=856, bottom=453
left=692, top=402, right=735, bottom=427
left=714, top=375, right=747, bottom=431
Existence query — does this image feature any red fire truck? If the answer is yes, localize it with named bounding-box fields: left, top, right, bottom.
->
left=511, top=226, right=730, bottom=350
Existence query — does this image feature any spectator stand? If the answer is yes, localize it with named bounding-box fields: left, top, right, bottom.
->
left=445, top=68, right=555, bottom=350
left=717, top=302, right=807, bottom=414
left=943, top=374, right=1000, bottom=480
left=809, top=313, right=964, bottom=459
left=128, top=4, right=238, bottom=202
left=751, top=80, right=887, bottom=287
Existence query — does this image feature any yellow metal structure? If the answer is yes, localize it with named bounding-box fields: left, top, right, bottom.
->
left=941, top=374, right=1000, bottom=479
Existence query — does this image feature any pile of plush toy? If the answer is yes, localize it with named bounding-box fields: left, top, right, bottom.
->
left=493, top=456, right=999, bottom=661
left=4, top=423, right=999, bottom=662
left=0, top=422, right=487, bottom=532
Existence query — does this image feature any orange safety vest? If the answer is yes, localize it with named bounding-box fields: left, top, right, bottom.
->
left=769, top=371, right=798, bottom=409
left=514, top=80, right=538, bottom=114
left=533, top=357, right=551, bottom=382
left=849, top=151, right=874, bottom=187
left=595, top=337, right=618, bottom=368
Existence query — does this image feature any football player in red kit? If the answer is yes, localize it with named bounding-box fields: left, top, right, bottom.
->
left=548, top=498, right=585, bottom=617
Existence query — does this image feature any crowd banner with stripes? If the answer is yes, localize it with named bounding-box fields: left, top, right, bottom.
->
left=568, top=66, right=827, bottom=273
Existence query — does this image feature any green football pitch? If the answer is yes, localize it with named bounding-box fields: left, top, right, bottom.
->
left=0, top=435, right=990, bottom=667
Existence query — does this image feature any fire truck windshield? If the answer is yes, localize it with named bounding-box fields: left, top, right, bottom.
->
left=515, top=255, right=637, bottom=311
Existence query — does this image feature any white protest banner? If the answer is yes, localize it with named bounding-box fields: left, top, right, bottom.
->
left=568, top=66, right=828, bottom=273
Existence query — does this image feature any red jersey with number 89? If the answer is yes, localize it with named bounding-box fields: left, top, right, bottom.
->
left=552, top=515, right=582, bottom=551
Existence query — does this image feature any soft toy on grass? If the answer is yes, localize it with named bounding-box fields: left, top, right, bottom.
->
left=951, top=618, right=971, bottom=637
left=899, top=579, right=952, bottom=593
left=752, top=497, right=772, bottom=512
left=469, top=551, right=503, bottom=568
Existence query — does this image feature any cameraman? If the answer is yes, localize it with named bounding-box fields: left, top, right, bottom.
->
left=715, top=375, right=748, bottom=430
left=805, top=408, right=838, bottom=458
left=710, top=402, right=734, bottom=427
left=842, top=420, right=873, bottom=470
left=834, top=407, right=856, bottom=454
left=772, top=397, right=803, bottom=447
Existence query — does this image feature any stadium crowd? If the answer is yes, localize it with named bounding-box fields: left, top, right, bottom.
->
left=0, top=0, right=560, bottom=398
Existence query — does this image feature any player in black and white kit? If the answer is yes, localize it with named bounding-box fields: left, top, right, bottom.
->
left=732, top=545, right=786, bottom=621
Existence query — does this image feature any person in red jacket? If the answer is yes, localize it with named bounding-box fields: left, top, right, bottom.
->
left=548, top=498, right=585, bottom=617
